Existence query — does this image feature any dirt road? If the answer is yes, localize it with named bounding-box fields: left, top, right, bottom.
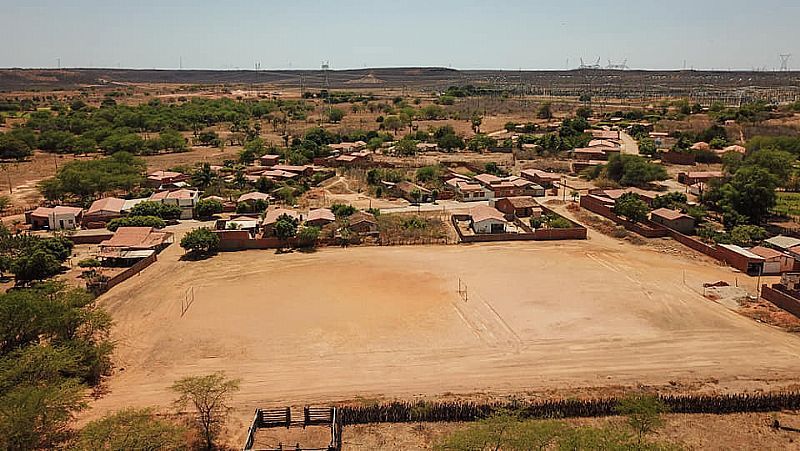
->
left=87, top=229, right=800, bottom=427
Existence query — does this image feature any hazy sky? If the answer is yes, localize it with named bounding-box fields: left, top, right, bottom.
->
left=1, top=0, right=798, bottom=71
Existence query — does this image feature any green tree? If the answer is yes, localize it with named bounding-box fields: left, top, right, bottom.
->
left=394, top=138, right=418, bottom=156
left=716, top=166, right=778, bottom=224
left=416, top=165, right=442, bottom=183
left=0, top=134, right=33, bottom=160
left=327, top=108, right=345, bottom=123
left=297, top=226, right=321, bottom=249
left=76, top=407, right=188, bottom=451
left=330, top=203, right=357, bottom=217
left=616, top=393, right=668, bottom=445
left=107, top=216, right=166, bottom=231
left=742, top=148, right=796, bottom=186
left=129, top=201, right=182, bottom=220
left=171, top=372, right=240, bottom=451
left=195, top=198, right=224, bottom=218
left=191, top=163, right=217, bottom=190
left=383, top=115, right=403, bottom=135
left=274, top=214, right=299, bottom=243
left=614, top=193, right=650, bottom=223
left=180, top=228, right=220, bottom=255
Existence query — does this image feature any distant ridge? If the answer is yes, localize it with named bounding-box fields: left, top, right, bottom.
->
left=0, top=67, right=798, bottom=92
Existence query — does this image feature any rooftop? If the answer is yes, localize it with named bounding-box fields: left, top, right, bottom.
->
left=470, top=205, right=506, bottom=223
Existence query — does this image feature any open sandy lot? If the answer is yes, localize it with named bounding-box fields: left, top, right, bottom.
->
left=87, top=228, right=800, bottom=430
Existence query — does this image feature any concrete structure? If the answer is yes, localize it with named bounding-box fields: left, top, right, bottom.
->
left=259, top=154, right=281, bottom=166
left=469, top=205, right=507, bottom=234
left=717, top=244, right=765, bottom=276
left=751, top=246, right=795, bottom=275
left=26, top=206, right=84, bottom=230
left=98, top=226, right=172, bottom=262
left=149, top=189, right=200, bottom=219
left=678, top=171, right=725, bottom=186
left=650, top=208, right=695, bottom=234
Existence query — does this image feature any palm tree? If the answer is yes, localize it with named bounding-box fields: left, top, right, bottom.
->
left=191, top=163, right=216, bottom=190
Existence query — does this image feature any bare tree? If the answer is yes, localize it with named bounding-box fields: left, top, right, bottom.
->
left=171, top=372, right=240, bottom=450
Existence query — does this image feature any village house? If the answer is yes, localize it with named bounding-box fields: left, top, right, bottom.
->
left=573, top=147, right=609, bottom=161
left=271, top=164, right=314, bottom=178
left=237, top=191, right=271, bottom=208
left=346, top=211, right=378, bottom=235
left=218, top=215, right=261, bottom=235
left=97, top=226, right=173, bottom=265
left=585, top=129, right=620, bottom=141
left=261, top=208, right=302, bottom=236
left=392, top=180, right=433, bottom=203
left=520, top=169, right=560, bottom=188
left=750, top=246, right=796, bottom=275
left=765, top=235, right=800, bottom=254
left=416, top=142, right=439, bottom=152
left=601, top=187, right=661, bottom=207
left=26, top=206, right=84, bottom=230
left=677, top=171, right=725, bottom=186
left=328, top=141, right=366, bottom=154
left=469, top=205, right=507, bottom=234
left=473, top=174, right=539, bottom=199
left=493, top=197, right=542, bottom=219
left=305, top=208, right=336, bottom=228
left=146, top=170, right=189, bottom=189
left=84, top=197, right=127, bottom=226
left=649, top=208, right=695, bottom=234
left=716, top=244, right=765, bottom=276
left=259, top=154, right=281, bottom=167
left=149, top=189, right=200, bottom=219
left=446, top=178, right=488, bottom=202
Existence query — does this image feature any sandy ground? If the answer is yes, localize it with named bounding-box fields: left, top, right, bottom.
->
left=85, top=226, right=800, bottom=438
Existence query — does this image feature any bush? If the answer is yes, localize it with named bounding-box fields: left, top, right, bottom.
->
left=76, top=408, right=187, bottom=451
left=107, top=216, right=166, bottom=232
left=180, top=227, right=220, bottom=255
left=77, top=258, right=101, bottom=268
left=195, top=198, right=223, bottom=218
left=128, top=201, right=182, bottom=220
left=297, top=226, right=320, bottom=248
left=330, top=203, right=357, bottom=217
left=547, top=216, right=573, bottom=229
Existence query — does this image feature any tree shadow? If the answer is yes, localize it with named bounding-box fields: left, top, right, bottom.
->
left=179, top=251, right=218, bottom=261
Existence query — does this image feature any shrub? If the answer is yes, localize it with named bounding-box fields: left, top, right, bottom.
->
left=297, top=226, right=320, bottom=248
left=180, top=227, right=219, bottom=255
left=330, top=203, right=357, bottom=217
left=77, top=258, right=101, bottom=268
left=107, top=216, right=166, bottom=232
left=195, top=199, right=223, bottom=218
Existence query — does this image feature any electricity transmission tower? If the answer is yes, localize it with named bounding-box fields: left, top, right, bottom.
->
left=780, top=54, right=791, bottom=71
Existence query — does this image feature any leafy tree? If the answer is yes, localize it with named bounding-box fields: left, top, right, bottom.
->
left=715, top=166, right=778, bottom=224
left=330, top=203, right=357, bottom=217
left=383, top=115, right=403, bottom=135
left=652, top=192, right=687, bottom=210
left=729, top=224, right=767, bottom=247
left=575, top=106, right=592, bottom=119
left=129, top=201, right=182, bottom=220
left=106, top=215, right=166, bottom=231
left=0, top=134, right=33, bottom=160
left=590, top=154, right=668, bottom=187
left=547, top=216, right=573, bottom=229
left=742, top=148, right=795, bottom=186
left=274, top=214, right=299, bottom=242
left=158, top=129, right=188, bottom=152
left=297, top=226, right=321, bottom=248
left=614, top=193, right=650, bottom=223
left=195, top=198, right=224, bottom=218
left=438, top=133, right=465, bottom=151
left=180, top=228, right=220, bottom=255
left=537, top=102, right=553, bottom=119
left=467, top=134, right=497, bottom=151
left=171, top=372, right=240, bottom=451
left=40, top=151, right=146, bottom=201
left=416, top=165, right=442, bottom=183
left=616, top=394, right=668, bottom=445
left=638, top=138, right=657, bottom=157
left=191, top=163, right=217, bottom=190
left=76, top=407, right=188, bottom=451
left=327, top=108, right=345, bottom=123
left=484, top=162, right=507, bottom=176
left=394, top=138, right=418, bottom=156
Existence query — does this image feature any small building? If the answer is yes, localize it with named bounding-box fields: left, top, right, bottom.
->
left=84, top=197, right=127, bottom=226
left=149, top=189, right=200, bottom=219
left=585, top=129, right=620, bottom=140
left=602, top=187, right=660, bottom=206
left=26, top=206, right=84, bottom=230
left=306, top=208, right=336, bottom=228
left=764, top=235, right=800, bottom=253
left=393, top=181, right=433, bottom=203
left=272, top=164, right=314, bottom=177
left=716, top=244, right=765, bottom=276
left=259, top=154, right=281, bottom=167
left=469, top=205, right=507, bottom=234
left=677, top=171, right=725, bottom=186
left=98, top=226, right=173, bottom=264
left=750, top=246, right=795, bottom=275
left=573, top=147, right=608, bottom=161
left=416, top=142, right=438, bottom=152
left=649, top=208, right=695, bottom=234
left=261, top=208, right=302, bottom=236
left=493, top=197, right=542, bottom=218
left=347, top=211, right=378, bottom=235
left=521, top=169, right=560, bottom=188
left=146, top=170, right=189, bottom=189
left=446, top=179, right=488, bottom=202
left=237, top=191, right=272, bottom=205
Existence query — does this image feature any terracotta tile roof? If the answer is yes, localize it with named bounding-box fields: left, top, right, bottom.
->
left=348, top=211, right=377, bottom=226
left=306, top=208, right=335, bottom=223
left=99, top=227, right=170, bottom=250
left=750, top=246, right=786, bottom=260
left=147, top=170, right=184, bottom=181
left=237, top=192, right=271, bottom=203
left=501, top=196, right=539, bottom=209
left=521, top=169, right=560, bottom=180
left=470, top=205, right=506, bottom=223
left=262, top=208, right=301, bottom=225
left=149, top=189, right=199, bottom=201
left=651, top=208, right=690, bottom=221
left=87, top=197, right=126, bottom=215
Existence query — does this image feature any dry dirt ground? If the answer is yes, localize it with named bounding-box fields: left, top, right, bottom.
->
left=345, top=411, right=800, bottom=450
left=84, top=226, right=800, bottom=443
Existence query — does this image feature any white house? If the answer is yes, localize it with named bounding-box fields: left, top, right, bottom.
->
left=26, top=206, right=84, bottom=230
left=149, top=189, right=200, bottom=219
left=469, top=205, right=507, bottom=234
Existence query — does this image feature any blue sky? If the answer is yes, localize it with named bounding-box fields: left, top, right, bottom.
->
left=1, top=0, right=798, bottom=70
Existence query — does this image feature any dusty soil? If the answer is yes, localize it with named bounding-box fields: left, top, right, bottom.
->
left=345, top=411, right=800, bottom=450
left=84, top=225, right=800, bottom=444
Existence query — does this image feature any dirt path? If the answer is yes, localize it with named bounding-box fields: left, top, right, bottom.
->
left=620, top=131, right=640, bottom=155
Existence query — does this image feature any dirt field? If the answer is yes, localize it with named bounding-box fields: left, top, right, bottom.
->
left=86, top=226, right=800, bottom=438
left=345, top=411, right=800, bottom=450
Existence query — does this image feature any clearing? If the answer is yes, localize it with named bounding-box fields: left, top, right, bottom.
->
left=87, top=228, right=800, bottom=433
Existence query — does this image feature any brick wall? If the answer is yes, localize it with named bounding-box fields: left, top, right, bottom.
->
left=761, top=285, right=800, bottom=318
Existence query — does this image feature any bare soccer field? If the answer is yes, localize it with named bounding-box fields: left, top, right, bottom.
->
left=90, top=235, right=800, bottom=420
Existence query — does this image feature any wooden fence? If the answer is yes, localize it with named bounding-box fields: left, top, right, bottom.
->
left=243, top=406, right=341, bottom=451
left=336, top=392, right=800, bottom=425
left=86, top=253, right=158, bottom=295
